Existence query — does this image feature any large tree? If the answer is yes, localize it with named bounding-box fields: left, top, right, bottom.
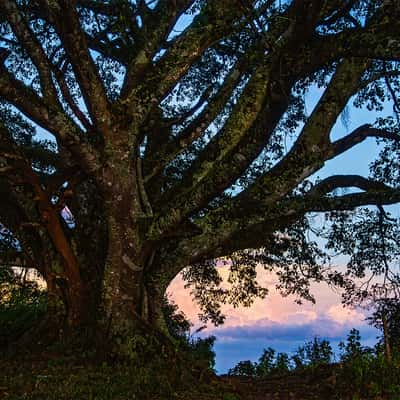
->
left=0, top=0, right=400, bottom=341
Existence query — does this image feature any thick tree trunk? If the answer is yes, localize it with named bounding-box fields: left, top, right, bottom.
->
left=100, top=230, right=171, bottom=337
left=99, top=227, right=173, bottom=344
left=98, top=153, right=164, bottom=339
left=39, top=148, right=175, bottom=346
left=45, top=271, right=95, bottom=337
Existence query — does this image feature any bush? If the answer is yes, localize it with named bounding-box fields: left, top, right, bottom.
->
left=292, top=337, right=333, bottom=368
left=228, top=347, right=291, bottom=378
left=162, top=296, right=216, bottom=372
left=334, top=328, right=400, bottom=398
left=0, top=269, right=46, bottom=347
left=256, top=347, right=275, bottom=377
left=228, top=360, right=257, bottom=377
left=336, top=350, right=400, bottom=399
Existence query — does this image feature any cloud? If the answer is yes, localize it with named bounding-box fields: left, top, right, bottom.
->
left=168, top=268, right=378, bottom=352
left=168, top=268, right=380, bottom=374
left=326, top=304, right=365, bottom=325
left=203, top=313, right=375, bottom=343
left=168, top=271, right=364, bottom=329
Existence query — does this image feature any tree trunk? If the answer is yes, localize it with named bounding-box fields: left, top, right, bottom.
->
left=39, top=151, right=174, bottom=347
left=382, top=314, right=392, bottom=364
left=98, top=155, right=160, bottom=339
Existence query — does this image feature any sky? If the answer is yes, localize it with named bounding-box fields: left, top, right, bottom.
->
left=168, top=266, right=380, bottom=374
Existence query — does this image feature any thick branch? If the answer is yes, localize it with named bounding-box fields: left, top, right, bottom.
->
left=237, top=58, right=369, bottom=208
left=329, top=125, right=400, bottom=158
left=122, top=0, right=196, bottom=91
left=144, top=62, right=244, bottom=184
left=148, top=62, right=275, bottom=238
left=49, top=0, right=112, bottom=134
left=319, top=5, right=400, bottom=62
left=52, top=65, right=93, bottom=132
left=0, top=69, right=101, bottom=175
left=161, top=59, right=371, bottom=261
left=173, top=175, right=400, bottom=265
left=1, top=122, right=82, bottom=285
left=120, top=1, right=244, bottom=108
left=309, top=174, right=391, bottom=196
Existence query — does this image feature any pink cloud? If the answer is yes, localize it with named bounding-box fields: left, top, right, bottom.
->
left=326, top=304, right=365, bottom=325
left=168, top=266, right=368, bottom=335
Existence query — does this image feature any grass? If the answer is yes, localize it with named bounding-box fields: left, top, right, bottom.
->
left=0, top=347, right=240, bottom=400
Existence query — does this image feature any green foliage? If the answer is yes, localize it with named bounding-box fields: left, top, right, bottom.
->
left=338, top=328, right=365, bottom=362
left=187, top=335, right=217, bottom=371
left=333, top=314, right=400, bottom=399
left=228, top=360, right=257, bottom=377
left=0, top=269, right=46, bottom=347
left=222, top=394, right=240, bottom=400
left=274, top=352, right=291, bottom=374
left=293, top=337, right=333, bottom=368
left=367, top=298, right=400, bottom=356
left=0, top=288, right=225, bottom=399
left=324, top=208, right=400, bottom=307
left=336, top=350, right=400, bottom=399
left=227, top=327, right=400, bottom=398
left=228, top=346, right=291, bottom=378
left=0, top=357, right=236, bottom=400
left=162, top=296, right=216, bottom=372
left=255, top=347, right=275, bottom=376
left=162, top=296, right=192, bottom=341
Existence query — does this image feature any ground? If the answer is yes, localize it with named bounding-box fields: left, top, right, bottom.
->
left=1, top=351, right=387, bottom=400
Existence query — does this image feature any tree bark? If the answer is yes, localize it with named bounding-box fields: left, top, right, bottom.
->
left=382, top=314, right=392, bottom=364
left=98, top=153, right=156, bottom=338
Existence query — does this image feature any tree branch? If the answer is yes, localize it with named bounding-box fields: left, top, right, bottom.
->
left=173, top=175, right=400, bottom=265
left=144, top=62, right=244, bottom=185
left=48, top=0, right=112, bottom=134
left=329, top=124, right=400, bottom=158
left=148, top=27, right=367, bottom=241
left=120, top=1, right=244, bottom=110
left=0, top=69, right=101, bottom=175
left=52, top=64, right=93, bottom=132
left=0, top=0, right=58, bottom=102
left=309, top=174, right=391, bottom=196
left=229, top=58, right=368, bottom=221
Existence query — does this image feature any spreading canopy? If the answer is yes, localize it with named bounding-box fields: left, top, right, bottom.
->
left=0, top=0, right=399, bottom=330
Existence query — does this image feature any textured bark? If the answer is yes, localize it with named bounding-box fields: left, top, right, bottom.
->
left=382, top=315, right=392, bottom=364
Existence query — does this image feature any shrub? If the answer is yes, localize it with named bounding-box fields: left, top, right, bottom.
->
left=228, top=360, right=257, bottom=377
left=292, top=337, right=333, bottom=368
left=0, top=269, right=46, bottom=347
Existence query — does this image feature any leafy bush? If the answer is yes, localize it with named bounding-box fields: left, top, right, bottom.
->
left=335, top=328, right=400, bottom=399
left=228, top=347, right=291, bottom=378
left=336, top=350, right=400, bottom=399
left=292, top=337, right=333, bottom=368
left=255, top=347, right=275, bottom=376
left=338, top=328, right=365, bottom=361
left=162, top=296, right=216, bottom=372
left=368, top=298, right=400, bottom=358
left=0, top=268, right=46, bottom=347
left=228, top=360, right=257, bottom=377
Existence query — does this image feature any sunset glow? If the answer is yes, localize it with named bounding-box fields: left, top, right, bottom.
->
left=168, top=267, right=378, bottom=372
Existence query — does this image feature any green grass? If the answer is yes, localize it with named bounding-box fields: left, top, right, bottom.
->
left=0, top=352, right=238, bottom=400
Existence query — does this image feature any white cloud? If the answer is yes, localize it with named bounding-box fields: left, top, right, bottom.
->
left=326, top=304, right=365, bottom=325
